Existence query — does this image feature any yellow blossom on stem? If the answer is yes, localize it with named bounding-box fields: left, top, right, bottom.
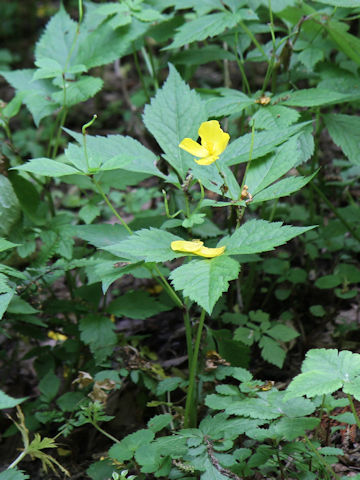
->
left=48, top=331, right=68, bottom=342
left=171, top=240, right=226, bottom=258
left=179, top=120, right=230, bottom=165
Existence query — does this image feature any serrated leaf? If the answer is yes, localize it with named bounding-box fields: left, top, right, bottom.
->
left=107, top=290, right=172, bottom=319
left=0, top=390, right=27, bottom=409
left=259, top=336, right=286, bottom=368
left=52, top=76, right=103, bottom=107
left=0, top=69, right=58, bottom=124
left=315, top=0, right=360, bottom=5
left=39, top=371, right=60, bottom=402
left=267, top=324, right=299, bottom=342
left=13, top=158, right=82, bottom=177
left=280, top=88, right=360, bottom=107
left=251, top=172, right=316, bottom=203
left=165, top=12, right=237, bottom=50
left=0, top=469, right=30, bottom=480
left=0, top=175, right=21, bottom=236
left=220, top=219, right=314, bottom=255
left=147, top=413, right=173, bottom=433
left=274, top=417, right=319, bottom=441
left=143, top=64, right=207, bottom=179
left=170, top=256, right=240, bottom=314
left=109, top=429, right=155, bottom=462
left=0, top=238, right=19, bottom=253
left=252, top=105, right=300, bottom=130
left=298, top=47, right=324, bottom=70
left=35, top=6, right=77, bottom=71
left=286, top=349, right=360, bottom=399
left=0, top=292, right=15, bottom=320
left=79, top=315, right=117, bottom=363
left=324, top=114, right=360, bottom=165
left=205, top=89, right=253, bottom=117
left=325, top=19, right=360, bottom=66
left=221, top=122, right=310, bottom=167
left=104, top=228, right=183, bottom=262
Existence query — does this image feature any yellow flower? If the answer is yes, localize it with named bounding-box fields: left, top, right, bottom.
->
left=179, top=120, right=230, bottom=165
left=171, top=239, right=226, bottom=258
left=48, top=330, right=68, bottom=342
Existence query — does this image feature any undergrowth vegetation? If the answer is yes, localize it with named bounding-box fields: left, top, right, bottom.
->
left=1, top=0, right=360, bottom=479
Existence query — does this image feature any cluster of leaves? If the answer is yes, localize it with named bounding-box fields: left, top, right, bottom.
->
left=0, top=0, right=360, bottom=478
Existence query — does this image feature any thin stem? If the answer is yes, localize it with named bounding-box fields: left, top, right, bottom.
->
left=239, top=20, right=269, bottom=63
left=183, top=306, right=194, bottom=368
left=93, top=178, right=133, bottom=235
left=184, top=308, right=206, bottom=428
left=7, top=450, right=28, bottom=470
left=304, top=436, right=341, bottom=480
left=237, top=122, right=256, bottom=225
left=152, top=264, right=183, bottom=309
left=92, top=422, right=120, bottom=443
left=234, top=32, right=250, bottom=95
left=82, top=114, right=97, bottom=172
left=133, top=48, right=150, bottom=102
left=347, top=394, right=360, bottom=430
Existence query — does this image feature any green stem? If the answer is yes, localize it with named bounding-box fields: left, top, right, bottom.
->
left=93, top=178, right=133, bottom=235
left=304, top=436, right=341, bottom=480
left=347, top=394, right=360, bottom=430
left=152, top=264, right=183, bottom=309
left=7, top=450, right=28, bottom=470
left=239, top=20, right=269, bottom=63
left=184, top=308, right=206, bottom=428
left=92, top=422, right=120, bottom=443
left=82, top=114, right=97, bottom=172
left=234, top=32, right=251, bottom=95
left=183, top=306, right=194, bottom=368
left=133, top=48, right=150, bottom=102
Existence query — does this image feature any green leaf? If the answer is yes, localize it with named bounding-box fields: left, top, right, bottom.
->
left=165, top=12, right=238, bottom=50
left=95, top=2, right=132, bottom=29
left=35, top=6, right=77, bottom=72
left=251, top=172, right=316, bottom=203
left=0, top=69, right=58, bottom=125
left=86, top=460, right=115, bottom=480
left=285, top=349, right=360, bottom=399
left=325, top=19, right=360, bottom=66
left=315, top=274, right=342, bottom=289
left=0, top=238, right=19, bottom=253
left=79, top=315, right=117, bottom=363
left=39, top=371, right=60, bottom=403
left=315, top=0, right=360, bottom=5
left=0, top=469, right=30, bottom=480
left=259, top=336, right=286, bottom=368
left=0, top=390, right=27, bottom=409
left=109, top=429, right=155, bottom=462
left=52, top=76, right=103, bottom=107
left=205, top=88, right=253, bottom=117
left=107, top=290, right=172, bottom=319
left=104, top=228, right=183, bottom=262
left=170, top=255, right=240, bottom=314
left=143, top=64, right=207, bottom=179
left=56, top=392, right=84, bottom=412
left=147, top=413, right=173, bottom=433
left=220, top=219, right=314, bottom=255
left=172, top=45, right=235, bottom=66
left=70, top=224, right=129, bottom=248
left=274, top=417, right=320, bottom=441
left=324, top=114, right=360, bottom=165
left=0, top=292, right=15, bottom=320
left=222, top=122, right=310, bottom=167
left=298, top=47, right=324, bottom=70
left=267, top=324, right=299, bottom=342
left=7, top=296, right=38, bottom=314
left=13, top=158, right=82, bottom=177
left=309, top=305, right=326, bottom=317
left=280, top=88, right=360, bottom=107
left=8, top=172, right=43, bottom=224
left=252, top=105, right=300, bottom=130
left=78, top=204, right=100, bottom=224
left=0, top=174, right=21, bottom=236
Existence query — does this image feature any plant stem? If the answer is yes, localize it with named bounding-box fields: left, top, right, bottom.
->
left=234, top=32, right=251, bottom=95
left=239, top=20, right=269, bottom=63
left=93, top=178, right=133, bottom=235
left=93, top=422, right=120, bottom=443
left=347, top=394, right=360, bottom=430
left=183, top=306, right=194, bottom=368
left=152, top=264, right=183, bottom=309
left=304, top=436, right=341, bottom=480
left=7, top=450, right=28, bottom=470
left=184, top=308, right=206, bottom=428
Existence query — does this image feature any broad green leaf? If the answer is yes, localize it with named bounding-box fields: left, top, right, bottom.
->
left=251, top=173, right=316, bottom=204
left=252, top=105, right=300, bottom=130
left=0, top=175, right=20, bottom=236
left=0, top=292, right=15, bottom=320
left=0, top=69, right=58, bottom=125
left=104, top=228, right=183, bottom=262
left=147, top=414, right=173, bottom=433
left=259, top=336, right=286, bottom=368
left=35, top=6, right=77, bottom=71
left=172, top=46, right=235, bottom=66
left=8, top=172, right=43, bottom=224
left=0, top=390, right=27, bottom=409
left=0, top=469, right=29, bottom=480
left=7, top=296, right=38, bottom=315
left=39, top=371, right=60, bottom=403
left=86, top=460, right=115, bottom=480
left=205, top=88, right=253, bottom=117
left=170, top=255, right=240, bottom=314
left=0, top=238, right=19, bottom=253
left=13, top=158, right=82, bottom=177
left=109, top=429, right=155, bottom=462
left=107, top=290, right=172, bottom=319
left=325, top=19, right=360, bottom=66
left=244, top=136, right=301, bottom=195
left=95, top=2, right=132, bottom=29
left=165, top=12, right=238, bottom=50
left=220, top=219, right=314, bottom=255
left=143, top=64, right=207, bottom=179
left=298, top=47, right=324, bottom=70
left=51, top=76, right=103, bottom=107
left=221, top=122, right=310, bottom=166
left=1, top=92, right=26, bottom=118
left=64, top=129, right=164, bottom=177
left=315, top=0, right=360, bottom=5
left=280, top=88, right=360, bottom=107
left=56, top=392, right=84, bottom=412
left=324, top=114, right=360, bottom=165
left=286, top=349, right=360, bottom=399
left=79, top=315, right=117, bottom=363
left=267, top=324, right=299, bottom=342
left=274, top=417, right=319, bottom=441
left=70, top=224, right=129, bottom=248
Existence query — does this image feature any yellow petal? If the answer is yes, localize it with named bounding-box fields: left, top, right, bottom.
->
left=48, top=331, right=68, bottom=341
left=198, top=121, right=230, bottom=156
left=194, top=245, right=226, bottom=258
left=171, top=240, right=204, bottom=253
left=179, top=138, right=209, bottom=158
left=194, top=155, right=218, bottom=165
